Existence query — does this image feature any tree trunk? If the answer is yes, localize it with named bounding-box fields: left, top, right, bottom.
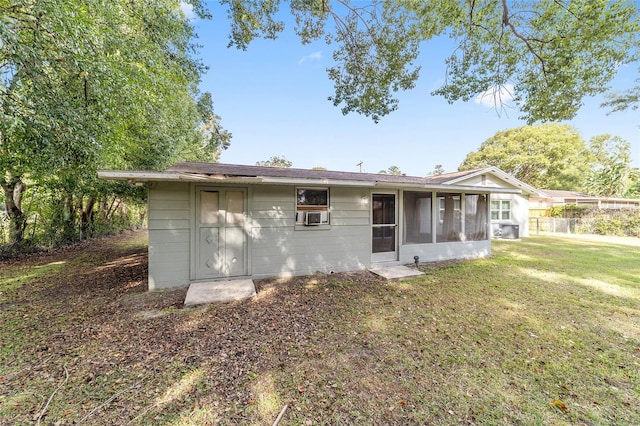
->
left=61, top=192, right=77, bottom=242
left=81, top=196, right=96, bottom=238
left=1, top=173, right=27, bottom=244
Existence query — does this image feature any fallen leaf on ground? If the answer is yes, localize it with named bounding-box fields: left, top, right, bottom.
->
left=550, top=398, right=567, bottom=411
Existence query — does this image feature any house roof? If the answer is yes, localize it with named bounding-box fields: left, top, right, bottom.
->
left=166, top=162, right=427, bottom=185
left=535, top=189, right=595, bottom=199
left=429, top=166, right=544, bottom=196
left=98, top=162, right=523, bottom=194
left=535, top=189, right=640, bottom=203
left=424, top=169, right=483, bottom=184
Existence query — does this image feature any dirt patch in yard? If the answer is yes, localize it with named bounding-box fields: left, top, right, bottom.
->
left=0, top=231, right=389, bottom=425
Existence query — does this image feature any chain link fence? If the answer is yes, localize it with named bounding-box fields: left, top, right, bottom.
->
left=529, top=217, right=579, bottom=234
left=530, top=209, right=640, bottom=238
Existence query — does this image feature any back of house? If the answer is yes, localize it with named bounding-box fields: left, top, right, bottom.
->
left=99, top=162, right=522, bottom=290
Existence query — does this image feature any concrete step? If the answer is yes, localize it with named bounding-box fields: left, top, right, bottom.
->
left=184, top=279, right=256, bottom=307
left=368, top=265, right=425, bottom=280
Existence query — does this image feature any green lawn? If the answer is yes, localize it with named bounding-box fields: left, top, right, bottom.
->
left=1, top=232, right=638, bottom=425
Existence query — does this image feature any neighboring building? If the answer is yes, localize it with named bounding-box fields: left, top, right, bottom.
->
left=530, top=189, right=640, bottom=217
left=98, top=162, right=523, bottom=290
left=429, top=167, right=544, bottom=239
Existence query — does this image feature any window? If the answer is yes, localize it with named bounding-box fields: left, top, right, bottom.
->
left=296, top=188, right=329, bottom=225
left=436, top=193, right=462, bottom=242
left=491, top=200, right=511, bottom=220
left=403, top=191, right=432, bottom=244
left=438, top=195, right=461, bottom=222
left=464, top=194, right=488, bottom=241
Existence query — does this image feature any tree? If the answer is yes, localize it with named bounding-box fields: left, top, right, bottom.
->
left=378, top=166, right=402, bottom=175
left=584, top=135, right=634, bottom=197
left=430, top=165, right=445, bottom=176
left=1, top=0, right=227, bottom=245
left=627, top=169, right=640, bottom=198
left=459, top=124, right=590, bottom=190
left=220, top=0, right=640, bottom=123
left=256, top=156, right=293, bottom=168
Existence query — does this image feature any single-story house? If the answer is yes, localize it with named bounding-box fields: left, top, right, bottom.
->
left=426, top=167, right=544, bottom=239
left=98, top=162, right=525, bottom=290
left=529, top=189, right=640, bottom=217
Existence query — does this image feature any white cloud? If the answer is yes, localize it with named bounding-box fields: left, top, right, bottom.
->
left=179, top=2, right=196, bottom=21
left=475, top=84, right=514, bottom=108
left=298, top=51, right=322, bottom=64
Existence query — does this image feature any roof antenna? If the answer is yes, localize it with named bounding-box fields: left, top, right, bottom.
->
left=356, top=161, right=363, bottom=172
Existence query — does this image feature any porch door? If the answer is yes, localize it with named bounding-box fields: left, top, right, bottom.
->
left=371, top=192, right=398, bottom=263
left=196, top=187, right=247, bottom=279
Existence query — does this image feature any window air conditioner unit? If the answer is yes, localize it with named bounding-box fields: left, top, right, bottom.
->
left=305, top=211, right=325, bottom=225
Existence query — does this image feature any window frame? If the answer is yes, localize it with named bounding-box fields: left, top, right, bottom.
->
left=491, top=199, right=512, bottom=221
left=295, top=187, right=330, bottom=227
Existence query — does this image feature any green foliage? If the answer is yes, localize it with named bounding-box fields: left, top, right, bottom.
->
left=585, top=135, right=634, bottom=197
left=459, top=123, right=590, bottom=190
left=1, top=0, right=227, bottom=248
left=378, top=165, right=402, bottom=175
left=432, top=0, right=640, bottom=123
left=256, top=156, right=293, bottom=168
left=219, top=1, right=640, bottom=123
left=626, top=168, right=640, bottom=198
left=576, top=209, right=640, bottom=237
left=548, top=204, right=590, bottom=218
left=0, top=184, right=145, bottom=254
left=601, top=70, right=640, bottom=113
left=429, top=164, right=445, bottom=176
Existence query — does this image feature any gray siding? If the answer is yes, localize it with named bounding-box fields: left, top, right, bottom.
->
left=399, top=240, right=491, bottom=264
left=147, top=182, right=191, bottom=289
left=490, top=193, right=530, bottom=238
left=249, top=185, right=371, bottom=278
left=144, top=181, right=496, bottom=287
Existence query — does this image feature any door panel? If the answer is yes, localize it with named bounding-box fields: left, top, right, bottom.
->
left=200, top=191, right=219, bottom=224
left=225, top=190, right=244, bottom=225
left=224, top=227, right=245, bottom=276
left=198, top=228, right=221, bottom=276
left=372, top=226, right=395, bottom=253
left=372, top=193, right=398, bottom=262
left=195, top=187, right=247, bottom=279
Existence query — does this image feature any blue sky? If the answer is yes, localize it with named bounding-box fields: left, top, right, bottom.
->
left=189, top=2, right=639, bottom=177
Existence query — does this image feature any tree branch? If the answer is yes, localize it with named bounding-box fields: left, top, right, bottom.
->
left=500, top=0, right=547, bottom=75
left=78, top=377, right=144, bottom=423
left=35, top=364, right=69, bottom=425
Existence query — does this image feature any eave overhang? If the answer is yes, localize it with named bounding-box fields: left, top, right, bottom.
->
left=98, top=170, right=521, bottom=194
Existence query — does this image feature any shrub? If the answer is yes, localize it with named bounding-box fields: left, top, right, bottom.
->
left=548, top=204, right=590, bottom=218
left=576, top=209, right=640, bottom=237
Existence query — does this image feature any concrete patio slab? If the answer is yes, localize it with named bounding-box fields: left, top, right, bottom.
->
left=184, top=279, right=256, bottom=307
left=368, top=265, right=425, bottom=281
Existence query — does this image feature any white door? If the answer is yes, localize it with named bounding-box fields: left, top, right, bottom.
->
left=371, top=192, right=398, bottom=263
left=196, top=188, right=247, bottom=279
